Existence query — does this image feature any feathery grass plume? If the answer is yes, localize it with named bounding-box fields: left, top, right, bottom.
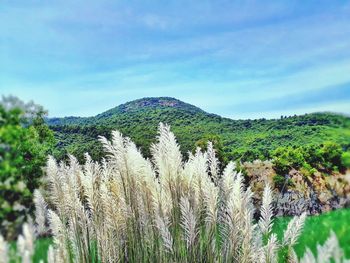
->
left=223, top=172, right=246, bottom=258
left=220, top=161, right=236, bottom=197
left=46, top=156, right=64, bottom=214
left=316, top=231, right=343, bottom=262
left=299, top=231, right=344, bottom=263
left=0, top=235, right=8, bottom=263
left=240, top=187, right=257, bottom=262
left=263, top=233, right=279, bottom=263
left=16, top=223, right=34, bottom=263
left=317, top=231, right=344, bottom=263
left=259, top=183, right=274, bottom=237
left=180, top=196, right=197, bottom=249
left=217, top=161, right=236, bottom=232
left=98, top=130, right=125, bottom=167
left=283, top=213, right=307, bottom=247
left=33, top=190, right=47, bottom=236
left=299, top=248, right=316, bottom=263
left=47, top=210, right=69, bottom=262
left=155, top=214, right=173, bottom=253
left=288, top=249, right=299, bottom=263
left=203, top=179, right=218, bottom=226
left=207, top=141, right=219, bottom=185
left=46, top=245, right=55, bottom=263
left=151, top=122, right=182, bottom=182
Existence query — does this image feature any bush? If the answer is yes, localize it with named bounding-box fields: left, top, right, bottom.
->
left=272, top=142, right=347, bottom=176
left=272, top=146, right=305, bottom=175
left=318, top=142, right=343, bottom=171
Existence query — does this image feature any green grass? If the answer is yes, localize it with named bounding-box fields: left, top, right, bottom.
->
left=32, top=238, right=53, bottom=263
left=274, top=208, right=350, bottom=259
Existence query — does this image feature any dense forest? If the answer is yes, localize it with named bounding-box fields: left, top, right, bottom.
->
left=47, top=97, right=350, bottom=171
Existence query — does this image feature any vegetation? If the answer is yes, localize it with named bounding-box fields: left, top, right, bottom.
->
left=0, top=97, right=55, bottom=239
left=47, top=98, right=350, bottom=167
left=272, top=141, right=347, bottom=177
left=0, top=96, right=349, bottom=262
left=1, top=124, right=347, bottom=263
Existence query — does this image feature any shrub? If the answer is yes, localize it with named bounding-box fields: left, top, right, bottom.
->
left=272, top=147, right=305, bottom=175
left=272, top=142, right=347, bottom=176
left=318, top=142, right=343, bottom=171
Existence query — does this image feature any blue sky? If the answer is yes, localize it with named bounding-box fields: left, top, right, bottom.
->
left=1, top=0, right=350, bottom=119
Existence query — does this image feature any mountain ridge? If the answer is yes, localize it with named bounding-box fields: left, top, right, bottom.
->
left=47, top=97, right=213, bottom=126
left=47, top=97, right=350, bottom=163
left=47, top=96, right=348, bottom=125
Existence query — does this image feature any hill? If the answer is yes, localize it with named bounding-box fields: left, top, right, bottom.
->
left=47, top=97, right=350, bottom=163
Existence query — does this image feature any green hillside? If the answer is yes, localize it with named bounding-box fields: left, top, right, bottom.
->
left=47, top=97, right=350, bottom=163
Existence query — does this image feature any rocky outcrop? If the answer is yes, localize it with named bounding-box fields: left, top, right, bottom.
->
left=243, top=160, right=350, bottom=216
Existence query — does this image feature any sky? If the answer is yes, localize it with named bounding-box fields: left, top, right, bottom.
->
left=1, top=0, right=350, bottom=119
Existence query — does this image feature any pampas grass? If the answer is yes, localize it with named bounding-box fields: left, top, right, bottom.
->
left=1, top=123, right=347, bottom=262
left=0, top=235, right=9, bottom=263
left=33, top=190, right=47, bottom=236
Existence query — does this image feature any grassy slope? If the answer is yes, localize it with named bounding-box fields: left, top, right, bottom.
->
left=47, top=97, right=350, bottom=162
left=274, top=209, right=350, bottom=258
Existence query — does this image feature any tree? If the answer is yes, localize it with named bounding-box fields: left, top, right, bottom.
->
left=0, top=97, right=55, bottom=239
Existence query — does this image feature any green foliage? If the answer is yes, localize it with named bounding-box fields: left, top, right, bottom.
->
left=272, top=140, right=347, bottom=177
left=318, top=141, right=343, bottom=171
left=341, top=151, right=350, bottom=168
left=273, top=175, right=286, bottom=190
left=0, top=105, right=55, bottom=239
left=273, top=174, right=294, bottom=191
left=272, top=147, right=306, bottom=175
left=300, top=163, right=317, bottom=178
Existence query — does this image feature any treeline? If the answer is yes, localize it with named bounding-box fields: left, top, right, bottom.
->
left=49, top=107, right=350, bottom=168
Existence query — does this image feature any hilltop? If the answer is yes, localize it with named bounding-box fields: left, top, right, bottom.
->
left=48, top=97, right=350, bottom=162
left=48, top=97, right=209, bottom=126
